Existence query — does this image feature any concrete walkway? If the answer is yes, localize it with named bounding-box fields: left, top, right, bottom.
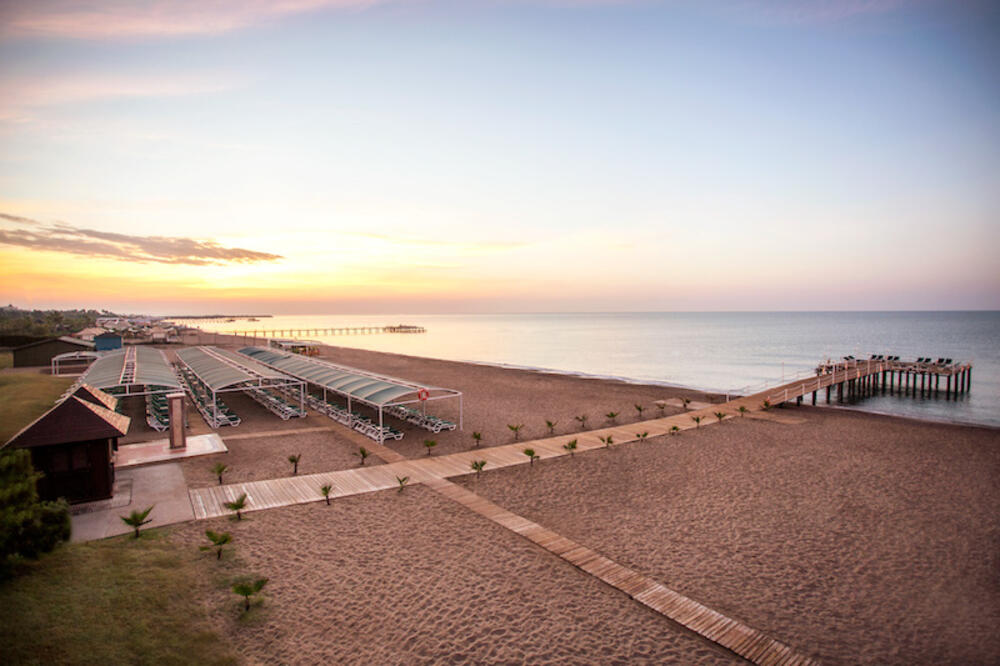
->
left=70, top=464, right=194, bottom=542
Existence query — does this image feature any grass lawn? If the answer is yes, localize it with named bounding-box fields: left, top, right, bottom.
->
left=0, top=529, right=236, bottom=666
left=0, top=373, right=75, bottom=442
left=0, top=351, right=11, bottom=370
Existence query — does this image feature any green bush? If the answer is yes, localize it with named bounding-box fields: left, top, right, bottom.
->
left=0, top=449, right=71, bottom=575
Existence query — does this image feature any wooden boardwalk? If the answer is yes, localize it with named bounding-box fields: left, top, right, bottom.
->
left=425, top=477, right=816, bottom=666
left=189, top=401, right=772, bottom=520
left=186, top=398, right=820, bottom=664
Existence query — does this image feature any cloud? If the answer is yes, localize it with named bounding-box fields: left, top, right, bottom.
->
left=0, top=0, right=930, bottom=42
left=0, top=72, right=240, bottom=124
left=0, top=213, right=283, bottom=265
left=721, top=0, right=915, bottom=24
left=345, top=231, right=529, bottom=252
left=0, top=0, right=377, bottom=40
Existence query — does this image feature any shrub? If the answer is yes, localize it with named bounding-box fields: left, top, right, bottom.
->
left=0, top=449, right=71, bottom=574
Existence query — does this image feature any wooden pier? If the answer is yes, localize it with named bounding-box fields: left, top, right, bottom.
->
left=745, top=357, right=973, bottom=408
left=229, top=324, right=426, bottom=339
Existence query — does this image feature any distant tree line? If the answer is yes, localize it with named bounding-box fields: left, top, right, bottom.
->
left=0, top=305, right=105, bottom=338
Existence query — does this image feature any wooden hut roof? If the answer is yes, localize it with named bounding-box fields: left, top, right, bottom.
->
left=72, top=383, right=119, bottom=411
left=3, top=395, right=130, bottom=449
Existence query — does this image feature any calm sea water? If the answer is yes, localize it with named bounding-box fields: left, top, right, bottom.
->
left=188, top=312, right=1000, bottom=428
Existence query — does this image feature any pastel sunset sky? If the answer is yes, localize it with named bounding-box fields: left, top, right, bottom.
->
left=1, top=0, right=997, bottom=314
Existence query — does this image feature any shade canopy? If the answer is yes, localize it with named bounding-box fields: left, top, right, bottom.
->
left=176, top=346, right=294, bottom=392
left=238, top=346, right=458, bottom=407
left=78, top=346, right=182, bottom=392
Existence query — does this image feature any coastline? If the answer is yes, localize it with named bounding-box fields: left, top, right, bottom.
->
left=158, top=330, right=1000, bottom=664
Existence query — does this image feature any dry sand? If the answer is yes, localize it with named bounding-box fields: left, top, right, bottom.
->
left=162, top=334, right=999, bottom=663
left=171, top=486, right=738, bottom=665
left=168, top=334, right=716, bottom=486
left=456, top=408, right=1000, bottom=665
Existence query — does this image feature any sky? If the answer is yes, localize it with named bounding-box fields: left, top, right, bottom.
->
left=0, top=0, right=998, bottom=314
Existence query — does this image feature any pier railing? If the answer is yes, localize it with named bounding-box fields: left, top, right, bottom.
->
left=728, top=358, right=972, bottom=406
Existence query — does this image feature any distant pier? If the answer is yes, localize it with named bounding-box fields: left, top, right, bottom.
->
left=229, top=324, right=426, bottom=339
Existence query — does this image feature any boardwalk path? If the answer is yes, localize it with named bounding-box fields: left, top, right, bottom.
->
left=191, top=384, right=811, bottom=520
left=426, top=477, right=816, bottom=666
left=189, top=383, right=825, bottom=665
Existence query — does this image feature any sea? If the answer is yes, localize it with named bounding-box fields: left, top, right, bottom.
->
left=185, top=311, right=1000, bottom=429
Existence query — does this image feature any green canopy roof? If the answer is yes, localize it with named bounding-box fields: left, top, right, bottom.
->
left=238, top=347, right=455, bottom=406
left=176, top=346, right=294, bottom=392
left=79, top=346, right=182, bottom=392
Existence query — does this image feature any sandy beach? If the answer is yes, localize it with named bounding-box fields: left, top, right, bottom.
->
left=155, top=337, right=1000, bottom=664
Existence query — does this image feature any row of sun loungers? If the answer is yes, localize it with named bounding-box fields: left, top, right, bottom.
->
left=245, top=387, right=306, bottom=420
left=176, top=365, right=241, bottom=428
left=300, top=392, right=404, bottom=441
left=868, top=354, right=954, bottom=365
left=350, top=410, right=405, bottom=441
left=385, top=405, right=457, bottom=434
left=145, top=391, right=170, bottom=432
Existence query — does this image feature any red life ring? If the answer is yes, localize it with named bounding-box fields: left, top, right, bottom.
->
left=417, top=388, right=429, bottom=401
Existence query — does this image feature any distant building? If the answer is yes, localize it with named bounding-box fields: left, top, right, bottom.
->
left=96, top=317, right=129, bottom=330
left=74, top=327, right=108, bottom=341
left=3, top=385, right=130, bottom=503
left=13, top=336, right=94, bottom=368
left=94, top=331, right=123, bottom=352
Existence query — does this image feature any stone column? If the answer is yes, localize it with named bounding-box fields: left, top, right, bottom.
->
left=168, top=393, right=187, bottom=450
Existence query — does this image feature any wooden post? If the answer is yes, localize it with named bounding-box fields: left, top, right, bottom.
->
left=826, top=385, right=831, bottom=403
left=812, top=390, right=817, bottom=405
left=946, top=374, right=951, bottom=399
left=966, top=367, right=972, bottom=391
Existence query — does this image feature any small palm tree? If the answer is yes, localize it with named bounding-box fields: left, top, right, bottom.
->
left=288, top=453, right=302, bottom=475
left=396, top=476, right=409, bottom=492
left=575, top=415, right=589, bottom=430
left=471, top=431, right=483, bottom=447
left=691, top=415, right=702, bottom=428
left=120, top=506, right=154, bottom=538
left=761, top=400, right=772, bottom=411
left=600, top=435, right=613, bottom=448
left=714, top=411, right=726, bottom=424
left=634, top=404, right=644, bottom=419
left=354, top=447, right=370, bottom=466
left=636, top=432, right=648, bottom=440
left=681, top=397, right=692, bottom=411
left=737, top=406, right=749, bottom=418
left=545, top=420, right=557, bottom=435
left=563, top=439, right=578, bottom=456
left=201, top=529, right=232, bottom=560
left=670, top=425, right=680, bottom=436
left=320, top=484, right=332, bottom=505
left=211, top=462, right=228, bottom=485
left=508, top=424, right=524, bottom=441
left=225, top=493, right=248, bottom=520
left=606, top=411, right=619, bottom=424
left=523, top=448, right=539, bottom=466
left=654, top=400, right=667, bottom=416
left=471, top=460, right=486, bottom=477
left=232, top=577, right=268, bottom=612
left=423, top=439, right=437, bottom=456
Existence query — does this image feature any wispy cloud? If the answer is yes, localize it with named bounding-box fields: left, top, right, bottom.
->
left=0, top=0, right=377, bottom=40
left=0, top=0, right=928, bottom=42
left=0, top=213, right=282, bottom=265
left=0, top=72, right=239, bottom=124
left=345, top=231, right=529, bottom=252
left=722, top=0, right=915, bottom=24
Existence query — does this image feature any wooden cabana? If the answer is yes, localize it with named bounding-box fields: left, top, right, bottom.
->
left=3, top=385, right=130, bottom=503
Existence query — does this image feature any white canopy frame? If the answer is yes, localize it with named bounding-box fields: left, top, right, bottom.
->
left=175, top=346, right=306, bottom=429
left=238, top=347, right=462, bottom=444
